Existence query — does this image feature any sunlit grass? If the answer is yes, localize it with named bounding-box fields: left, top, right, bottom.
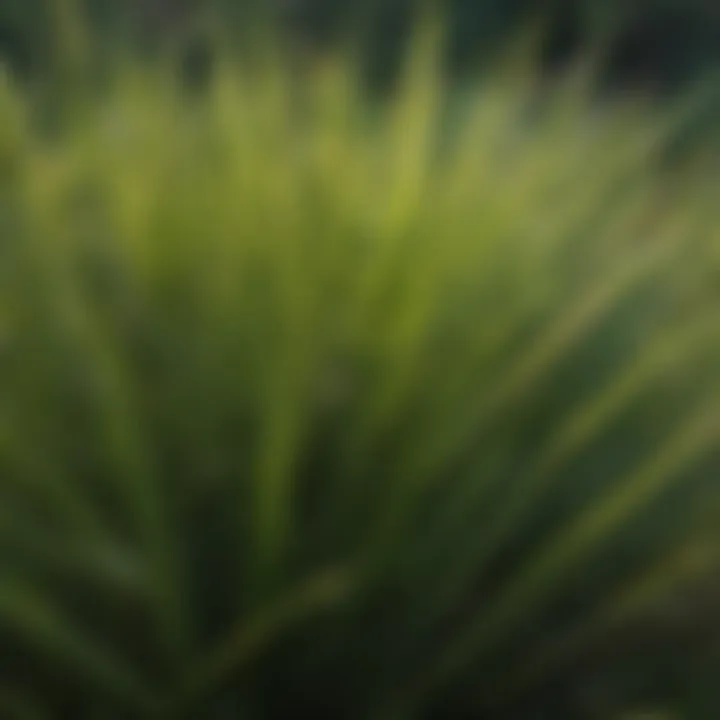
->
left=0, top=24, right=718, bottom=718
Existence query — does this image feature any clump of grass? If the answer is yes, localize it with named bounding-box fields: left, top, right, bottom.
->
left=0, top=24, right=718, bottom=718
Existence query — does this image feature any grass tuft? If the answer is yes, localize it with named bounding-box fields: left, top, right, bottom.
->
left=0, top=28, right=718, bottom=718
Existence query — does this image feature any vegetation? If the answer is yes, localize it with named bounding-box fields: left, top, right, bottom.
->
left=0, top=15, right=719, bottom=720
left=2, top=0, right=720, bottom=93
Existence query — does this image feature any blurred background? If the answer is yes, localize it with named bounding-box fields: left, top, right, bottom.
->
left=2, top=0, right=720, bottom=88
left=0, top=2, right=718, bottom=719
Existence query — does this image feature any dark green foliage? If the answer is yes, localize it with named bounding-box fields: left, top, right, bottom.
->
left=2, top=0, right=720, bottom=95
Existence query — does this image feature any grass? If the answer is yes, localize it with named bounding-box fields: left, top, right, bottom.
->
left=0, top=23, right=718, bottom=718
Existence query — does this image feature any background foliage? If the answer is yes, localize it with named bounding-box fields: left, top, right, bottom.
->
left=2, top=0, right=720, bottom=92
